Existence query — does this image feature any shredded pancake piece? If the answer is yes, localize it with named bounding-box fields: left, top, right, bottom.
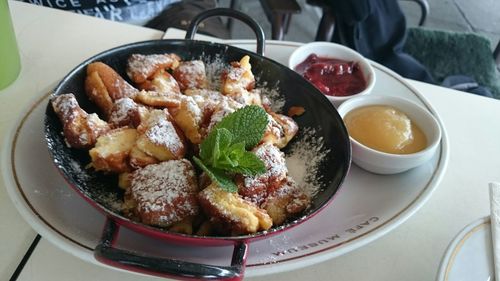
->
left=129, top=159, right=199, bottom=227
left=198, top=182, right=272, bottom=235
left=173, top=60, right=208, bottom=91
left=236, top=143, right=288, bottom=205
left=85, top=62, right=139, bottom=118
left=136, top=109, right=186, bottom=161
left=126, top=53, right=180, bottom=84
left=51, top=93, right=110, bottom=149
left=262, top=177, right=310, bottom=225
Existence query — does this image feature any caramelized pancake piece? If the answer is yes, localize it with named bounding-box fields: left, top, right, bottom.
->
left=135, top=89, right=181, bottom=108
left=262, top=177, right=310, bottom=225
left=89, top=128, right=138, bottom=173
left=118, top=173, right=131, bottom=190
left=287, top=106, right=306, bottom=117
left=196, top=220, right=214, bottom=236
left=84, top=71, right=113, bottom=118
left=236, top=143, right=288, bottom=204
left=126, top=53, right=180, bottom=84
left=168, top=216, right=195, bottom=234
left=122, top=189, right=138, bottom=220
left=271, top=112, right=299, bottom=147
left=204, top=99, right=243, bottom=135
left=172, top=60, right=208, bottom=91
left=262, top=113, right=283, bottom=146
left=226, top=89, right=262, bottom=106
left=129, top=144, right=159, bottom=169
left=262, top=112, right=299, bottom=148
left=136, top=70, right=181, bottom=95
left=171, top=90, right=243, bottom=144
left=221, top=55, right=255, bottom=96
left=108, top=97, right=149, bottom=128
left=184, top=88, right=229, bottom=109
left=51, top=93, right=110, bottom=149
left=170, top=96, right=203, bottom=144
left=182, top=89, right=237, bottom=138
left=136, top=109, right=186, bottom=161
left=85, top=62, right=138, bottom=118
left=198, top=183, right=272, bottom=235
left=132, top=66, right=182, bottom=108
left=129, top=159, right=199, bottom=227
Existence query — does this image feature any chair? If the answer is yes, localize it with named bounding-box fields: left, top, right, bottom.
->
left=494, top=41, right=500, bottom=69
left=225, top=0, right=431, bottom=42
left=224, top=0, right=302, bottom=40
left=403, top=0, right=429, bottom=26
left=311, top=0, right=430, bottom=41
left=404, top=28, right=500, bottom=98
left=257, top=0, right=301, bottom=40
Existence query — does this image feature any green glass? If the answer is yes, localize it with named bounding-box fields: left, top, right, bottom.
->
left=0, top=0, right=21, bottom=90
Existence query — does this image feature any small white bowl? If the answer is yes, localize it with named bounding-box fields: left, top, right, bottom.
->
left=288, top=41, right=376, bottom=107
left=337, top=96, right=442, bottom=174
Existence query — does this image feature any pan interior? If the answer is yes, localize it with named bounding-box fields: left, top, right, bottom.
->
left=44, top=39, right=351, bottom=239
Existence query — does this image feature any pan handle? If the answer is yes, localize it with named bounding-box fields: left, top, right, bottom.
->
left=185, top=8, right=265, bottom=56
left=94, top=218, right=248, bottom=281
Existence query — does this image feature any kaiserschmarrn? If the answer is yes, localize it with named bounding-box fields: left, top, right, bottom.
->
left=51, top=53, right=309, bottom=236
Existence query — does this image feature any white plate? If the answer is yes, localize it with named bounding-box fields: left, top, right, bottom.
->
left=2, top=41, right=449, bottom=278
left=437, top=217, right=494, bottom=281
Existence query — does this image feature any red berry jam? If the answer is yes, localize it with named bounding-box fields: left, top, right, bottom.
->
left=294, top=54, right=367, bottom=97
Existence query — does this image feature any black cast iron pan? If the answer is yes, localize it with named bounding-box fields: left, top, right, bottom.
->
left=44, top=8, right=351, bottom=280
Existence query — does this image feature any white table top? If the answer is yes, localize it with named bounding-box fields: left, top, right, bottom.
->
left=1, top=1, right=499, bottom=280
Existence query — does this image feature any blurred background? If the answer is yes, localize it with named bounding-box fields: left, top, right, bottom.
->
left=221, top=0, right=500, bottom=97
left=225, top=0, right=500, bottom=51
left=20, top=0, right=500, bottom=95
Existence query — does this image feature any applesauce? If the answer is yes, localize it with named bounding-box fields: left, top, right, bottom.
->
left=344, top=105, right=427, bottom=154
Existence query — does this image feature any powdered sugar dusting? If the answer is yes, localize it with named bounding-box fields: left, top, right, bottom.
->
left=97, top=192, right=124, bottom=212
left=130, top=160, right=198, bottom=224
left=152, top=72, right=180, bottom=94
left=206, top=100, right=243, bottom=132
left=179, top=60, right=205, bottom=75
left=227, top=67, right=245, bottom=80
left=175, top=60, right=206, bottom=90
left=65, top=158, right=124, bottom=212
left=109, top=98, right=136, bottom=125
left=259, top=87, right=285, bottom=112
left=245, top=144, right=287, bottom=188
left=285, top=128, right=330, bottom=198
left=204, top=54, right=227, bottom=91
left=198, top=55, right=285, bottom=114
left=112, top=78, right=137, bottom=99
left=145, top=116, right=181, bottom=152
left=127, top=54, right=175, bottom=81
left=266, top=113, right=284, bottom=139
left=52, top=94, right=79, bottom=118
left=181, top=96, right=203, bottom=124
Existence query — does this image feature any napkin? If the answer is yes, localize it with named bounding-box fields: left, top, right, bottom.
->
left=489, top=182, right=500, bottom=281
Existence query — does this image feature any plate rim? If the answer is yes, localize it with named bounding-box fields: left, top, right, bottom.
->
left=1, top=40, right=450, bottom=277
left=436, top=216, right=491, bottom=281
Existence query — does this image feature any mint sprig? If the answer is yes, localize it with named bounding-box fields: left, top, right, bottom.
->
left=194, top=105, right=269, bottom=192
left=193, top=156, right=238, bottom=191
left=214, top=105, right=270, bottom=149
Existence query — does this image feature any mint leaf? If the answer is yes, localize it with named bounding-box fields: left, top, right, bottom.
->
left=215, top=105, right=268, bottom=149
left=199, top=128, right=217, bottom=164
left=217, top=141, right=246, bottom=169
left=214, top=141, right=266, bottom=175
left=224, top=151, right=266, bottom=176
left=195, top=105, right=270, bottom=192
left=200, top=128, right=232, bottom=167
left=193, top=156, right=237, bottom=192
